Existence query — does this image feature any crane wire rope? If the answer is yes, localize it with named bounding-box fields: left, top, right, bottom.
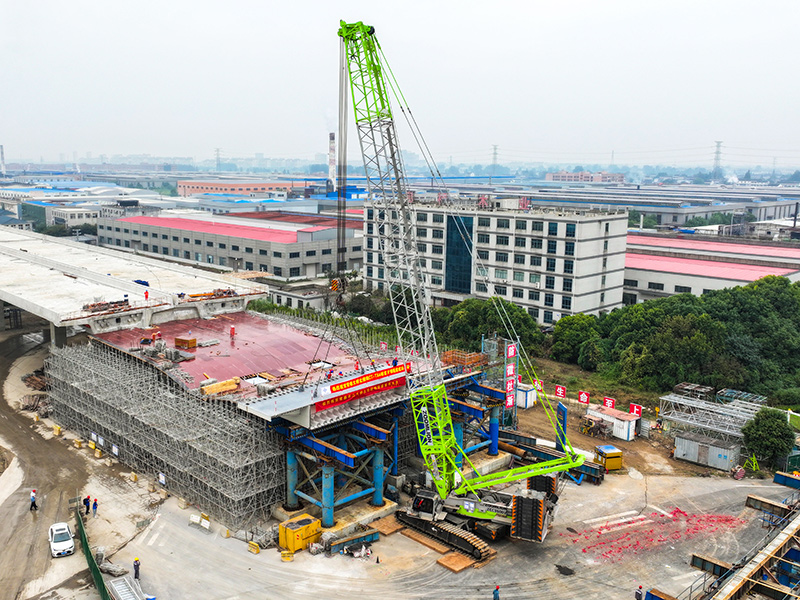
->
left=376, top=46, right=577, bottom=456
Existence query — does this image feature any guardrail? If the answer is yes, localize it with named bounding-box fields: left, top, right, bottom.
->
left=74, top=508, right=113, bottom=600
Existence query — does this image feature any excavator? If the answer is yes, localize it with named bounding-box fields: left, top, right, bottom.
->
left=338, top=21, right=585, bottom=559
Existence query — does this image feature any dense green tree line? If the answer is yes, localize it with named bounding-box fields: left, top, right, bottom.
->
left=551, top=276, right=800, bottom=404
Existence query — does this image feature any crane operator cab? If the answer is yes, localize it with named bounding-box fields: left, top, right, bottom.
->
left=410, top=488, right=445, bottom=521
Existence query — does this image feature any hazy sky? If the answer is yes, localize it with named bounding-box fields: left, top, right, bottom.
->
left=2, top=1, right=799, bottom=168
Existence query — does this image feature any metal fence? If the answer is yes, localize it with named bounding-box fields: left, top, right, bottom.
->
left=73, top=508, right=112, bottom=600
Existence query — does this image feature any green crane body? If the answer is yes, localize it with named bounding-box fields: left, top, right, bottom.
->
left=338, top=21, right=584, bottom=523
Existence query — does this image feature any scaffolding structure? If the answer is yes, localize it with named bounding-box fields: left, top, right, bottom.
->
left=46, top=340, right=285, bottom=529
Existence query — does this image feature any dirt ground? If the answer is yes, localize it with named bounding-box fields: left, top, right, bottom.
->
left=515, top=399, right=721, bottom=477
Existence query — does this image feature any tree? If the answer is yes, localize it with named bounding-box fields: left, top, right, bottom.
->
left=741, top=408, right=796, bottom=468
left=550, top=313, right=599, bottom=364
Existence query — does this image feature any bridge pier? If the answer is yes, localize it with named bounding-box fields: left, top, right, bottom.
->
left=49, top=323, right=67, bottom=348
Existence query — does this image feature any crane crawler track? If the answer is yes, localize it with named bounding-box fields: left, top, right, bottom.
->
left=396, top=509, right=492, bottom=561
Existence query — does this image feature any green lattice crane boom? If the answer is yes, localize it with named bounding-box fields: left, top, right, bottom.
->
left=338, top=21, right=583, bottom=511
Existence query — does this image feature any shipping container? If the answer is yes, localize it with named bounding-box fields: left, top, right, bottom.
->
left=673, top=432, right=740, bottom=471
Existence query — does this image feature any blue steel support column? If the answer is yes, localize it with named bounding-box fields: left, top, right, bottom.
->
left=372, top=448, right=384, bottom=506
left=489, top=406, right=500, bottom=456
left=322, top=464, right=335, bottom=528
left=286, top=450, right=299, bottom=510
left=391, top=414, right=399, bottom=476
left=453, top=420, right=464, bottom=468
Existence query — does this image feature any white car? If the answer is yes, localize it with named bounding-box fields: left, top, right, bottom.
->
left=48, top=522, right=75, bottom=558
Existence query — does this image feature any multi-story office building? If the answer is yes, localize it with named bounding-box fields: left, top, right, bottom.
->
left=362, top=201, right=628, bottom=323
left=97, top=212, right=362, bottom=280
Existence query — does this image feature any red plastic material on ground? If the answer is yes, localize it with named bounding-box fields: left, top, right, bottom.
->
left=559, top=508, right=746, bottom=562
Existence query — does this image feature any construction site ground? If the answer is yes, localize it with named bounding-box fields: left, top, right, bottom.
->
left=0, top=325, right=791, bottom=600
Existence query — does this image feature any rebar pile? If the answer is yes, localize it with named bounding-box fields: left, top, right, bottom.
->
left=46, top=340, right=285, bottom=529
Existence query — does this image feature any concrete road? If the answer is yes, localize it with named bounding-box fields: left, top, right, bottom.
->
left=115, top=469, right=790, bottom=600
left=0, top=332, right=90, bottom=600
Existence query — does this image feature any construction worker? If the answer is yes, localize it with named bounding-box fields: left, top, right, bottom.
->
left=133, top=557, right=140, bottom=579
left=635, top=585, right=643, bottom=600
left=493, top=585, right=500, bottom=600
left=30, top=490, right=38, bottom=511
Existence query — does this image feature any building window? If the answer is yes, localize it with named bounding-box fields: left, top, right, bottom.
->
left=563, top=278, right=573, bottom=292
left=289, top=252, right=300, bottom=259
left=195, top=252, right=202, bottom=261
left=322, top=263, right=332, bottom=272
left=432, top=229, right=443, bottom=239
left=477, top=233, right=490, bottom=244
left=496, top=235, right=509, bottom=246
left=564, top=260, right=574, bottom=274
left=433, top=213, right=444, bottom=223
left=515, top=220, right=527, bottom=231
left=531, top=239, right=543, bottom=250
left=497, top=218, right=510, bottom=229
left=548, top=222, right=558, bottom=236
left=417, top=243, right=427, bottom=253
left=163, top=247, right=169, bottom=255
left=601, top=275, right=606, bottom=286
left=529, top=273, right=541, bottom=284
left=513, top=271, right=524, bottom=282
left=514, top=254, right=525, bottom=264
left=432, top=245, right=443, bottom=254
left=528, top=307, right=540, bottom=319
left=602, top=257, right=608, bottom=269
left=306, top=250, right=316, bottom=256
left=675, top=285, right=691, bottom=293
left=530, top=256, right=542, bottom=267
left=648, top=282, right=664, bottom=290
left=478, top=250, right=489, bottom=260
left=544, top=293, right=554, bottom=307
left=477, top=266, right=488, bottom=277
left=378, top=268, right=384, bottom=279
left=547, top=240, right=557, bottom=254
left=322, top=248, right=332, bottom=255
left=260, top=264, right=269, bottom=272
left=232, top=245, right=240, bottom=251
left=600, top=292, right=605, bottom=303
left=367, top=266, right=373, bottom=277
left=367, top=238, right=373, bottom=249
left=566, top=223, right=576, bottom=238
left=495, top=285, right=507, bottom=296
left=512, top=288, right=523, bottom=299
left=418, top=227, right=428, bottom=237
left=367, top=209, right=374, bottom=220
left=206, top=241, right=213, bottom=247
left=603, top=240, right=609, bottom=252
left=532, top=221, right=544, bottom=232
left=431, top=260, right=443, bottom=269
left=172, top=236, right=179, bottom=242
left=605, top=222, right=610, bottom=233
left=194, top=238, right=201, bottom=245
left=245, top=261, right=253, bottom=270
left=624, top=279, right=638, bottom=287
left=546, top=258, right=556, bottom=272
left=273, top=251, right=282, bottom=258
left=352, top=246, right=361, bottom=252
left=515, top=237, right=526, bottom=248
left=478, top=217, right=491, bottom=227
left=245, top=247, right=253, bottom=254
left=496, top=252, right=508, bottom=262
left=183, top=237, right=190, bottom=244
left=476, top=282, right=488, bottom=292
left=416, top=212, right=428, bottom=222
left=562, top=297, right=572, bottom=310
left=286, top=298, right=292, bottom=307
left=545, top=276, right=555, bottom=290
left=290, top=267, right=301, bottom=277
left=431, top=276, right=443, bottom=285
left=495, top=269, right=508, bottom=279
left=172, top=248, right=179, bottom=257
left=184, top=251, right=190, bottom=259
left=142, top=244, right=149, bottom=251
left=273, top=267, right=283, bottom=276
left=528, top=290, right=540, bottom=301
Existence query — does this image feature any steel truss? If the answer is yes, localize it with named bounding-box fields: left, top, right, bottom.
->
left=659, top=393, right=764, bottom=441
left=46, top=340, right=285, bottom=529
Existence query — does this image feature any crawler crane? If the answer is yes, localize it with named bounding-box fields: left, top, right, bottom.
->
left=338, top=21, right=584, bottom=558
